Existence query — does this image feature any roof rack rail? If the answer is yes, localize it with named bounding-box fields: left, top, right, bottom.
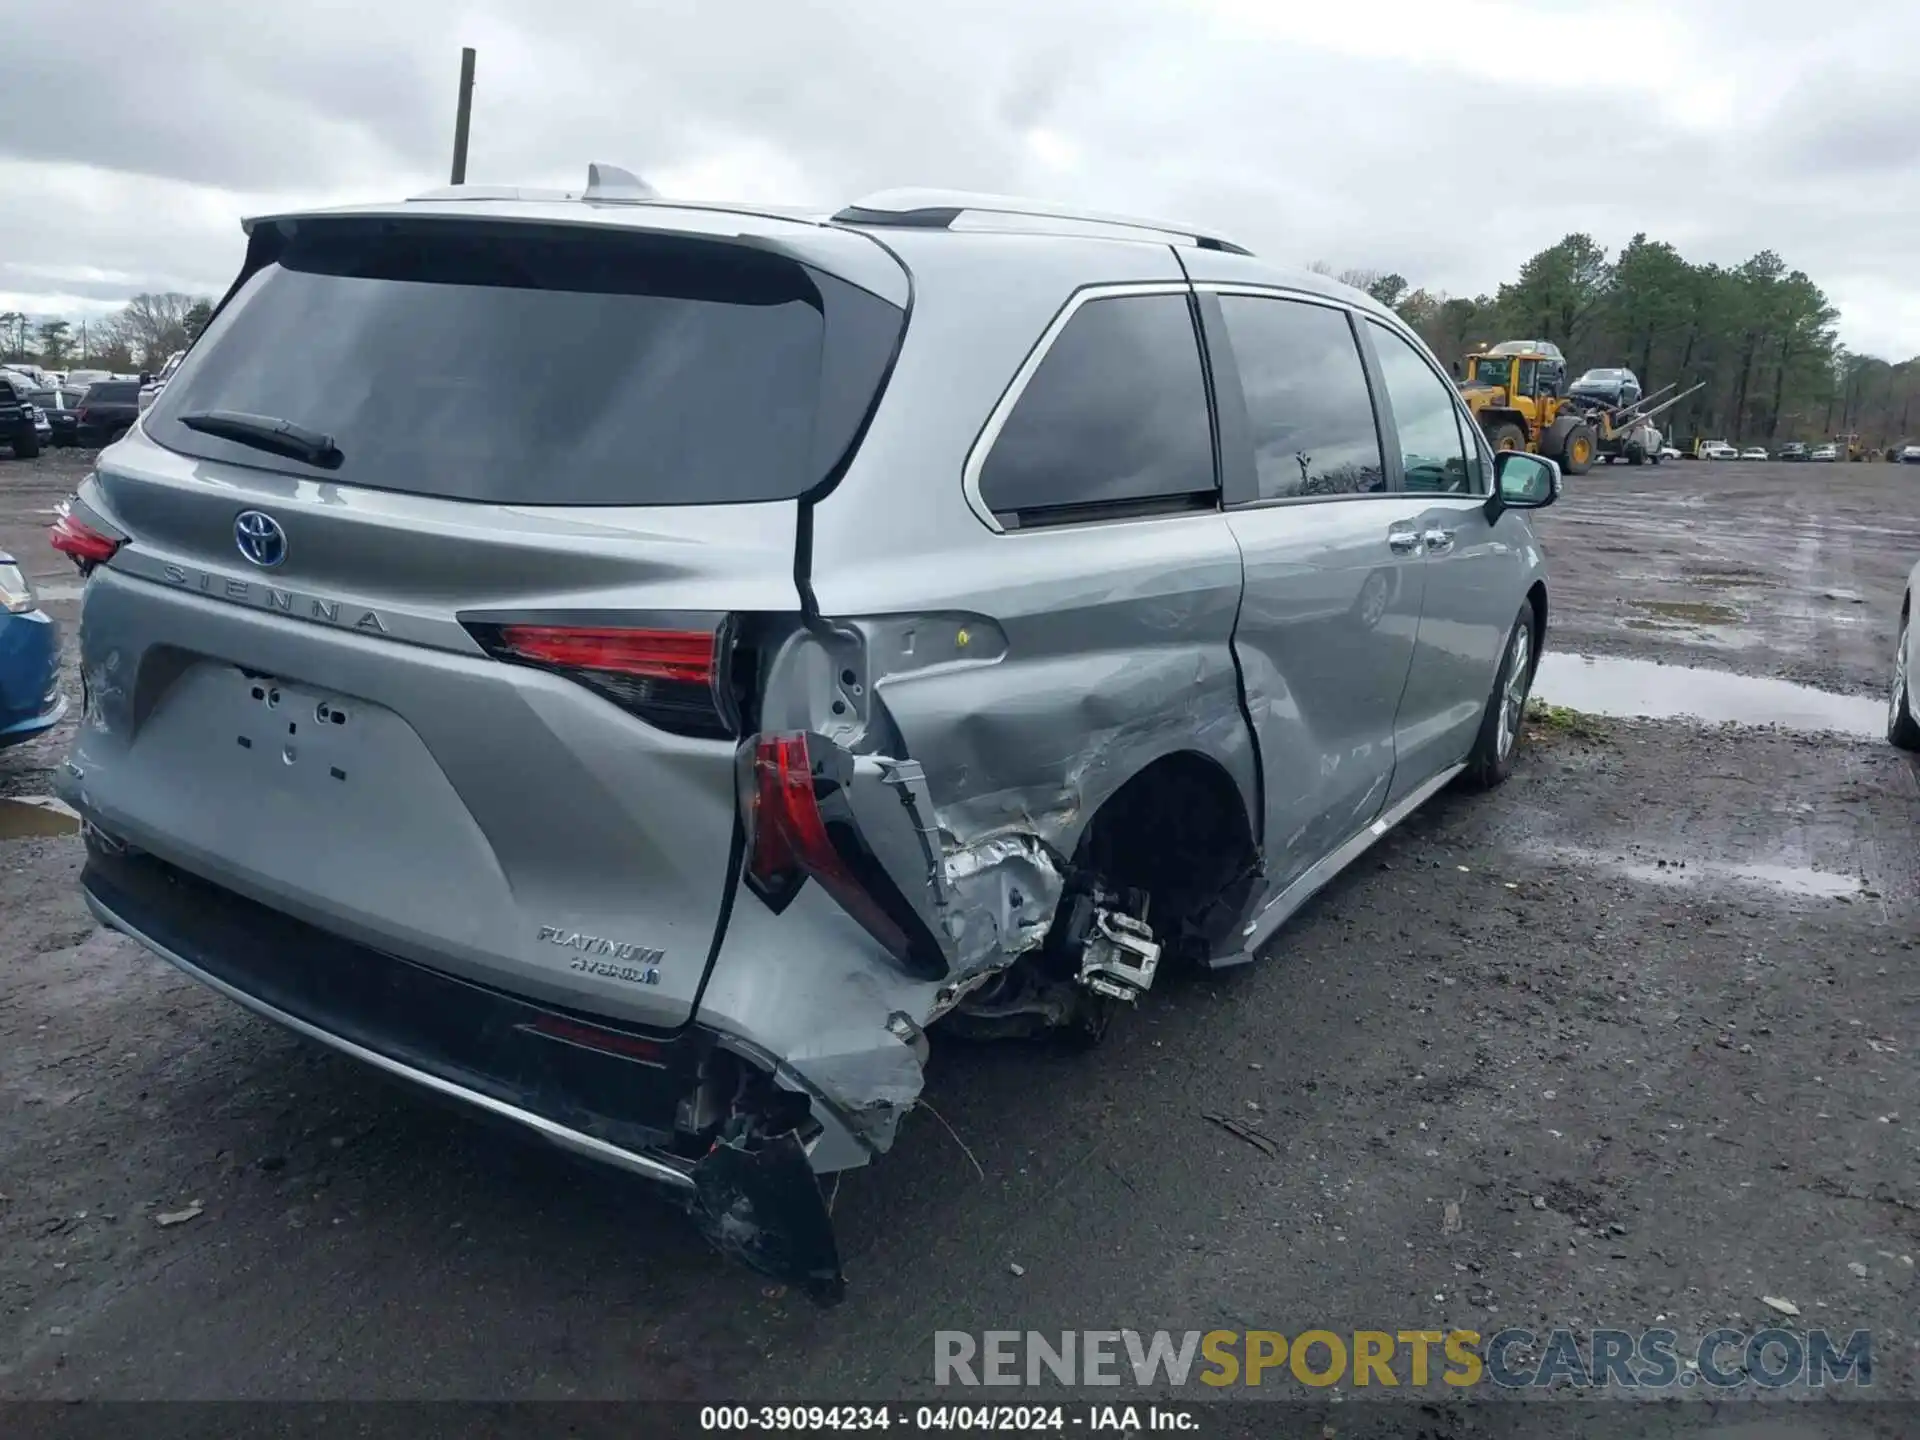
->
left=831, top=188, right=1252, bottom=256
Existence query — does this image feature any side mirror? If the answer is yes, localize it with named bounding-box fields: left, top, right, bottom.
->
left=1486, top=449, right=1560, bottom=521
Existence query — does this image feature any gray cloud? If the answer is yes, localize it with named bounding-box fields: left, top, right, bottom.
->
left=4, top=0, right=1919, bottom=358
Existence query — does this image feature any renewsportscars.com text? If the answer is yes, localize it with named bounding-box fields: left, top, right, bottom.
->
left=934, top=1327, right=1872, bottom=1391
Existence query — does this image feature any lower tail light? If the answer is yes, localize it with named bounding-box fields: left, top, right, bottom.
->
left=465, top=620, right=739, bottom=739
left=49, top=512, right=122, bottom=569
left=739, top=731, right=946, bottom=978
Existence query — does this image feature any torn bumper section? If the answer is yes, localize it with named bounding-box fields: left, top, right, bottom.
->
left=691, top=1124, right=845, bottom=1305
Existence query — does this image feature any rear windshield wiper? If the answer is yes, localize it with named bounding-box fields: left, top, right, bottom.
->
left=178, top=410, right=343, bottom=469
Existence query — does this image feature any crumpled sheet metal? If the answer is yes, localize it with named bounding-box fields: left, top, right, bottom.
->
left=939, top=830, right=1063, bottom=975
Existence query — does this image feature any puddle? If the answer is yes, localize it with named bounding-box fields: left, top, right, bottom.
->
left=1532, top=653, right=1883, bottom=737
left=1545, top=845, right=1865, bottom=899
left=1686, top=571, right=1775, bottom=591
left=0, top=795, right=80, bottom=839
left=1629, top=599, right=1741, bottom=625
left=32, top=580, right=83, bottom=604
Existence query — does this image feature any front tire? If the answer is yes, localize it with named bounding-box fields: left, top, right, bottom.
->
left=1561, top=424, right=1595, bottom=475
left=1462, top=604, right=1537, bottom=790
left=1485, top=421, right=1526, bottom=454
left=1890, top=609, right=1920, bottom=751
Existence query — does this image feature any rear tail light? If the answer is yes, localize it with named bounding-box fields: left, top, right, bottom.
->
left=465, top=620, right=739, bottom=739
left=49, top=511, right=122, bottom=568
left=738, top=731, right=947, bottom=978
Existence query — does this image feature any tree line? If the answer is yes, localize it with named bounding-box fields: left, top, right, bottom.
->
left=1322, top=235, right=1919, bottom=447
left=0, top=293, right=214, bottom=378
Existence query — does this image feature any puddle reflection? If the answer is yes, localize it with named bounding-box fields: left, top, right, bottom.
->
left=1533, top=652, right=1882, bottom=737
left=1545, top=845, right=1864, bottom=899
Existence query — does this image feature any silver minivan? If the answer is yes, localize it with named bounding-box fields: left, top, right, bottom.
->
left=53, top=179, right=1557, bottom=1300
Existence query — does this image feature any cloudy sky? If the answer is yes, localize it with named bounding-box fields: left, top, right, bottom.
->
left=6, top=0, right=1920, bottom=358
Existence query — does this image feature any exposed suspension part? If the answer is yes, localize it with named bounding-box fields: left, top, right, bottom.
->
left=1071, top=886, right=1161, bottom=1004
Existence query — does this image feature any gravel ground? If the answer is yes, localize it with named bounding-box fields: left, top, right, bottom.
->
left=1, top=448, right=1917, bottom=1419
left=1539, top=457, right=1919, bottom=696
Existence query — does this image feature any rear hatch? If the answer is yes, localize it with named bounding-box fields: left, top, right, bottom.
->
left=68, top=207, right=907, bottom=1029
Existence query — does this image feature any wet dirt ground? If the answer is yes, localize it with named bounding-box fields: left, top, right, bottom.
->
left=2, top=451, right=1918, bottom=1416
left=1540, top=456, right=1920, bottom=696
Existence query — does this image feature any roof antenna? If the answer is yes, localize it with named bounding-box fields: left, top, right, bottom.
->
left=584, top=163, right=658, bottom=202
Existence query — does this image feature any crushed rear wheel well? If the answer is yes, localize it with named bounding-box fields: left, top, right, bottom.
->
left=1063, top=751, right=1259, bottom=961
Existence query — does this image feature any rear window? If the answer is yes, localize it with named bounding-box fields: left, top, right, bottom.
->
left=147, top=219, right=907, bottom=506
left=86, top=382, right=140, bottom=402
left=977, top=293, right=1215, bottom=525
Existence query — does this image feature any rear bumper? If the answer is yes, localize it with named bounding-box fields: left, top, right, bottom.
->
left=81, top=838, right=849, bottom=1300
left=82, top=840, right=709, bottom=1183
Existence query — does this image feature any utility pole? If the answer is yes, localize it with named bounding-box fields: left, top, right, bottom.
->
left=450, top=47, right=476, bottom=185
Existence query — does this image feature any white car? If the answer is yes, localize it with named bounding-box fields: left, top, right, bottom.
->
left=1659, top=445, right=1682, bottom=460
left=1701, top=440, right=1739, bottom=460
left=1900, top=443, right=1920, bottom=464
left=1810, top=444, right=1839, bottom=462
left=1740, top=446, right=1769, bottom=461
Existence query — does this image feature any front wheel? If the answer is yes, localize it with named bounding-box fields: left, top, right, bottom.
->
left=1890, top=610, right=1920, bottom=751
left=1485, top=421, right=1526, bottom=454
left=1462, top=604, right=1537, bottom=790
left=1561, top=425, right=1595, bottom=475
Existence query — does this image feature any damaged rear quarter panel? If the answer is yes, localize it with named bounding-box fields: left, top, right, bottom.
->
left=695, top=237, right=1260, bottom=1156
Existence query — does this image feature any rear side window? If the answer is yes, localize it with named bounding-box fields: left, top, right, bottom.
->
left=977, top=293, right=1215, bottom=526
left=1367, top=321, right=1477, bottom=495
left=147, top=219, right=907, bottom=506
left=1214, top=296, right=1385, bottom=499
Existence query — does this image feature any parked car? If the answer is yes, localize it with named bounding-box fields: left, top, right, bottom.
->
left=1701, top=440, right=1739, bottom=460
left=1739, top=446, right=1769, bottom=461
left=1810, top=443, right=1840, bottom=462
left=1778, top=442, right=1808, bottom=461
left=53, top=179, right=1561, bottom=1299
left=1900, top=444, right=1920, bottom=464
left=139, top=349, right=187, bottom=413
left=0, top=552, right=64, bottom=750
left=0, top=372, right=43, bottom=458
left=28, top=388, right=81, bottom=447
left=1659, top=445, right=1682, bottom=460
left=61, top=368, right=113, bottom=398
left=73, top=379, right=143, bottom=445
left=1891, top=558, right=1920, bottom=750
left=2, top=362, right=54, bottom=389
left=1569, top=367, right=1643, bottom=407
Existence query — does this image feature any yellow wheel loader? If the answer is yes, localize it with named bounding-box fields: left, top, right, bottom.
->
left=1456, top=343, right=1596, bottom=475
